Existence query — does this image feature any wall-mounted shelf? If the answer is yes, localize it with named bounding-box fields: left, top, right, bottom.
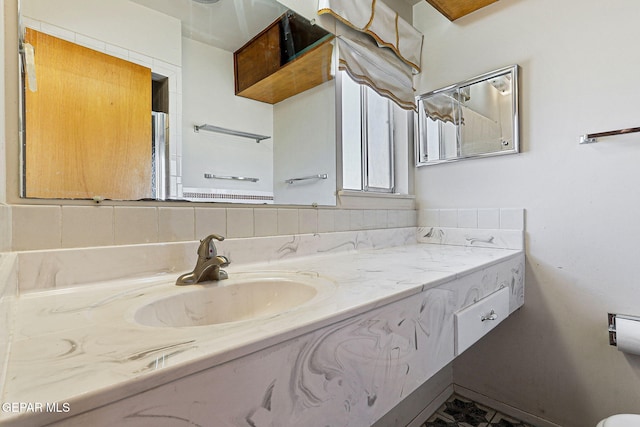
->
left=233, top=10, right=334, bottom=104
left=425, top=0, right=499, bottom=21
left=194, top=124, right=270, bottom=143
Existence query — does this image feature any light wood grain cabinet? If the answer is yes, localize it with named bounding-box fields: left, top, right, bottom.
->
left=234, top=11, right=334, bottom=104
left=24, top=28, right=152, bottom=200
left=425, top=0, right=499, bottom=20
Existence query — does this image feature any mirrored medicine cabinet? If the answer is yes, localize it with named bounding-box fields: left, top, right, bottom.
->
left=415, top=65, right=519, bottom=166
left=18, top=0, right=337, bottom=206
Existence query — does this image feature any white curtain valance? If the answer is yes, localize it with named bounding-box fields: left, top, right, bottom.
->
left=318, top=0, right=423, bottom=73
left=423, top=93, right=462, bottom=125
left=336, top=23, right=416, bottom=110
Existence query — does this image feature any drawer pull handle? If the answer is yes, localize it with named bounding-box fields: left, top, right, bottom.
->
left=481, top=310, right=498, bottom=322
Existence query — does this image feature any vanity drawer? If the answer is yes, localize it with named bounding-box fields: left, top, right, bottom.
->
left=454, top=286, right=510, bottom=355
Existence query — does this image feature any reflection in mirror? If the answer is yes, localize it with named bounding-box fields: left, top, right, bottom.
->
left=415, top=65, right=519, bottom=166
left=19, top=0, right=337, bottom=206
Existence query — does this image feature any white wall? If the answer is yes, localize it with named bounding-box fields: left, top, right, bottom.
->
left=413, top=1, right=640, bottom=426
left=181, top=37, right=274, bottom=196
left=273, top=81, right=336, bottom=206
left=21, top=0, right=181, bottom=65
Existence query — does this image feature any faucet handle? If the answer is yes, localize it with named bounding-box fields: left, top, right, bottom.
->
left=198, top=233, right=225, bottom=259
left=207, top=233, right=225, bottom=242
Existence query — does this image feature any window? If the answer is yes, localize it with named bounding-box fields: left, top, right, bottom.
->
left=340, top=70, right=411, bottom=194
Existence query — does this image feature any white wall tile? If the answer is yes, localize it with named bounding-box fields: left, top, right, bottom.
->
left=457, top=209, right=478, bottom=229
left=0, top=205, right=12, bottom=252
left=114, top=207, right=158, bottom=245
left=195, top=208, right=227, bottom=238
left=62, top=206, right=114, bottom=248
left=75, top=33, right=106, bottom=53
left=128, top=50, right=153, bottom=68
left=408, top=210, right=418, bottom=227
left=298, top=209, right=318, bottom=234
left=317, top=210, right=335, bottom=233
left=39, top=23, right=74, bottom=43
left=375, top=210, right=389, bottom=229
left=387, top=210, right=401, bottom=228
left=226, top=208, right=254, bottom=238
left=12, top=205, right=61, bottom=251
left=478, top=209, right=500, bottom=229
left=105, top=43, right=129, bottom=61
left=277, top=209, right=299, bottom=235
left=334, top=210, right=350, bottom=232
left=439, top=209, right=458, bottom=228
left=21, top=18, right=41, bottom=32
left=350, top=210, right=364, bottom=230
left=396, top=210, right=408, bottom=227
left=254, top=209, right=278, bottom=237
left=418, top=209, right=440, bottom=227
left=158, top=207, right=194, bottom=242
left=500, top=208, right=525, bottom=230
left=363, top=210, right=377, bottom=229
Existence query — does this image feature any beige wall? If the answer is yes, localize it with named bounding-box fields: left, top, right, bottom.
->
left=413, top=1, right=640, bottom=426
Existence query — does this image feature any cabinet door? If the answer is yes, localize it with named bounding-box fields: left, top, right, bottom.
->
left=234, top=21, right=281, bottom=94
left=24, top=28, right=152, bottom=200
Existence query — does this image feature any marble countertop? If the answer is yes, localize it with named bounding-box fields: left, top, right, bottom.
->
left=2, top=242, right=522, bottom=424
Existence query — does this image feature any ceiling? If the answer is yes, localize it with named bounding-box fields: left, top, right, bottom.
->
left=130, top=0, right=288, bottom=52
left=130, top=0, right=499, bottom=54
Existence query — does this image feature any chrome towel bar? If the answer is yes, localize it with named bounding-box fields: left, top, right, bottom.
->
left=579, top=126, right=640, bottom=144
left=285, top=174, right=328, bottom=184
left=194, top=124, right=271, bottom=143
left=204, top=174, right=259, bottom=182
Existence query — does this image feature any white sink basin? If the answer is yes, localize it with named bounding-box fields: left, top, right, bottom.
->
left=134, top=274, right=333, bottom=327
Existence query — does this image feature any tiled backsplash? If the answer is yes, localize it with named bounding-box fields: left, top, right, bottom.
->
left=0, top=204, right=10, bottom=252
left=0, top=253, right=18, bottom=397
left=10, top=205, right=418, bottom=251
left=417, top=208, right=525, bottom=251
left=16, top=227, right=418, bottom=294
left=7, top=206, right=525, bottom=252
left=418, top=208, right=525, bottom=230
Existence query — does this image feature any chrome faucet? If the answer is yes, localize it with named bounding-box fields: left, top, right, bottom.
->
left=176, top=234, right=230, bottom=286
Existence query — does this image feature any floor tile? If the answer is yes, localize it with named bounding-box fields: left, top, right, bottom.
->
left=420, top=394, right=534, bottom=427
left=441, top=395, right=495, bottom=427
left=489, top=412, right=535, bottom=427
left=424, top=413, right=459, bottom=426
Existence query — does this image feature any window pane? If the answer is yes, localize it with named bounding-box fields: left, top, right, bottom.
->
left=365, top=87, right=393, bottom=191
left=341, top=73, right=363, bottom=190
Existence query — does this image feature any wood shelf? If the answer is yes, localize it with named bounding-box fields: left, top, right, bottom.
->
left=234, top=12, right=334, bottom=104
left=425, top=0, right=499, bottom=21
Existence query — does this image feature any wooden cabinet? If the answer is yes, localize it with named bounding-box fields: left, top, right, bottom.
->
left=425, top=0, right=499, bottom=21
left=234, top=11, right=334, bottom=104
left=24, top=28, right=152, bottom=200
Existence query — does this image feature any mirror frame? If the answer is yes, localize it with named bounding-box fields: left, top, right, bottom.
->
left=414, top=64, right=520, bottom=166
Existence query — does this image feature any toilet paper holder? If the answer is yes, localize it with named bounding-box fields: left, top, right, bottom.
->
left=608, top=313, right=640, bottom=346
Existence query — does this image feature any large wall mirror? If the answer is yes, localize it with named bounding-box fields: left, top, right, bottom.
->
left=19, top=0, right=337, bottom=206
left=415, top=65, right=519, bottom=166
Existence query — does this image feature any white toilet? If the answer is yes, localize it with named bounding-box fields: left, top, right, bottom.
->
left=597, top=414, right=640, bottom=426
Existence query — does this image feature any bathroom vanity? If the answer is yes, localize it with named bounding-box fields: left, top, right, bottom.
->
left=0, top=227, right=524, bottom=426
